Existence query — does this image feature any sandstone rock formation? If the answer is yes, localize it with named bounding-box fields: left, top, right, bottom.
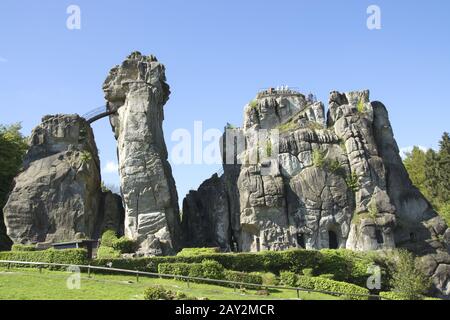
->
left=182, top=88, right=450, bottom=297
left=103, top=52, right=181, bottom=255
left=94, top=191, right=125, bottom=239
left=0, top=214, right=12, bottom=251
left=3, top=115, right=108, bottom=243
left=182, top=173, right=230, bottom=250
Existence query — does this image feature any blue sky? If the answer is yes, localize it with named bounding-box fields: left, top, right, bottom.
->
left=1, top=0, right=449, bottom=205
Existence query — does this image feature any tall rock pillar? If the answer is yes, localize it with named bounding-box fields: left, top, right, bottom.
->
left=103, top=52, right=181, bottom=255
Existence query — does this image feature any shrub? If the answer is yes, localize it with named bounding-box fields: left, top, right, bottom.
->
left=249, top=100, right=258, bottom=109
left=379, top=291, right=409, bottom=300
left=11, top=244, right=36, bottom=252
left=302, top=268, right=314, bottom=277
left=176, top=247, right=220, bottom=257
left=0, top=248, right=88, bottom=269
left=201, top=260, right=225, bottom=280
left=318, top=274, right=335, bottom=280
left=297, top=275, right=370, bottom=300
left=390, top=249, right=430, bottom=300
left=280, top=271, right=297, bottom=287
left=96, top=246, right=120, bottom=259
left=345, top=172, right=360, bottom=192
left=158, top=263, right=193, bottom=278
left=223, top=270, right=263, bottom=288
left=143, top=286, right=171, bottom=300
left=188, top=263, right=205, bottom=279
left=312, top=149, right=326, bottom=168
left=251, top=272, right=279, bottom=285
left=112, top=237, right=137, bottom=254
left=357, top=99, right=366, bottom=113
left=100, top=230, right=118, bottom=247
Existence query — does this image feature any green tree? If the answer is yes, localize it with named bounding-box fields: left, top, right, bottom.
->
left=0, top=123, right=28, bottom=250
left=390, top=250, right=431, bottom=300
left=404, top=147, right=428, bottom=197
left=403, top=133, right=450, bottom=225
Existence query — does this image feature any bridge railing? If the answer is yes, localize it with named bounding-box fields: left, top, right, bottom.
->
left=82, top=106, right=108, bottom=121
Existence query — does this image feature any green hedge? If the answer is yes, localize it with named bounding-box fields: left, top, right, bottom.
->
left=157, top=261, right=262, bottom=289
left=158, top=262, right=194, bottom=278
left=379, top=291, right=409, bottom=300
left=176, top=247, right=220, bottom=256
left=0, top=248, right=88, bottom=268
left=296, top=275, right=370, bottom=300
left=11, top=244, right=36, bottom=252
left=92, top=249, right=381, bottom=288
left=223, top=270, right=263, bottom=287
left=280, top=271, right=370, bottom=300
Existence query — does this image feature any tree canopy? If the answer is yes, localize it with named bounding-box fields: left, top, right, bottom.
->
left=404, top=132, right=450, bottom=224
left=0, top=123, right=28, bottom=250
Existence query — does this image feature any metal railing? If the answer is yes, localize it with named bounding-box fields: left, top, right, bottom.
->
left=0, top=259, right=386, bottom=300
left=82, top=105, right=117, bottom=123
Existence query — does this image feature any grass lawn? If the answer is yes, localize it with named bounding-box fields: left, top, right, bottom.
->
left=0, top=267, right=339, bottom=300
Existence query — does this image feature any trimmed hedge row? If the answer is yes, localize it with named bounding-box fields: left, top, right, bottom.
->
left=280, top=271, right=370, bottom=300
left=157, top=261, right=263, bottom=288
left=94, top=249, right=379, bottom=288
left=0, top=248, right=89, bottom=268
left=92, top=249, right=377, bottom=287
left=11, top=244, right=36, bottom=252
left=379, top=291, right=408, bottom=300
left=224, top=270, right=263, bottom=287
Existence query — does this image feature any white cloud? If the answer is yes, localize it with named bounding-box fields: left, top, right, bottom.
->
left=0, top=57, right=7, bottom=63
left=103, top=161, right=119, bottom=173
left=399, top=145, right=428, bottom=159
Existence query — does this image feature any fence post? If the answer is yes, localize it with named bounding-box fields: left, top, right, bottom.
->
left=88, top=265, right=91, bottom=278
left=136, top=271, right=139, bottom=283
left=297, top=289, right=300, bottom=299
left=7, top=263, right=11, bottom=270
left=39, top=265, right=42, bottom=274
left=233, top=284, right=236, bottom=292
left=187, top=278, right=190, bottom=288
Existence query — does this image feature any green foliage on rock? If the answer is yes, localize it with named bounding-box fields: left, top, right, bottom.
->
left=312, top=149, right=326, bottom=168
left=345, top=172, right=360, bottom=192
left=356, top=99, right=366, bottom=113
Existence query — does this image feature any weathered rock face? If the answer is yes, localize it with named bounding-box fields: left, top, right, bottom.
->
left=104, top=52, right=181, bottom=255
left=371, top=101, right=450, bottom=297
left=182, top=88, right=450, bottom=297
left=94, top=191, right=125, bottom=239
left=182, top=174, right=230, bottom=250
left=3, top=115, right=104, bottom=244
left=0, top=212, right=12, bottom=251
